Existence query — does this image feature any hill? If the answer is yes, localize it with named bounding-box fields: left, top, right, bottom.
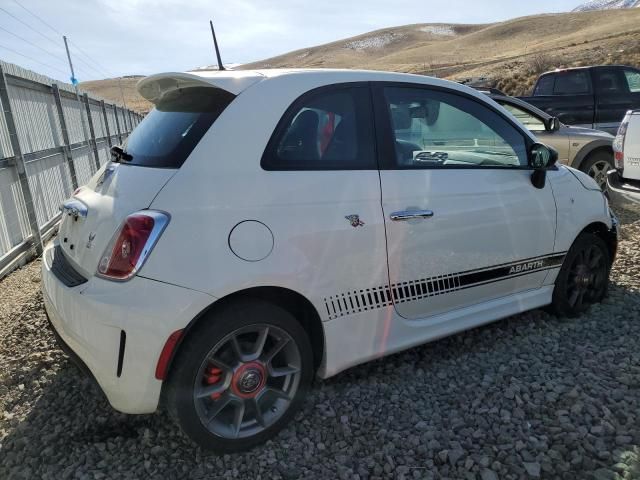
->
left=80, top=9, right=640, bottom=109
left=79, top=76, right=152, bottom=113
left=573, top=0, right=640, bottom=11
left=238, top=8, right=640, bottom=96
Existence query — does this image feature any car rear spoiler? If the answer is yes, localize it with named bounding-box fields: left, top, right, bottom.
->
left=137, top=71, right=265, bottom=104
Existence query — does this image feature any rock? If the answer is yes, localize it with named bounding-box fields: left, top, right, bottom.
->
left=523, top=462, right=541, bottom=478
left=592, top=468, right=621, bottom=480
left=3, top=220, right=640, bottom=479
left=448, top=448, right=464, bottom=466
left=615, top=435, right=632, bottom=446
left=480, top=469, right=499, bottom=480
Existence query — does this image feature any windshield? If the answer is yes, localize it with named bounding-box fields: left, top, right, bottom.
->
left=121, top=86, right=235, bottom=168
left=500, top=102, right=546, bottom=132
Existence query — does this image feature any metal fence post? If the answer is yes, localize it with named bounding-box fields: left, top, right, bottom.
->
left=52, top=84, right=78, bottom=191
left=114, top=105, right=123, bottom=144
left=101, top=100, right=112, bottom=148
left=83, top=93, right=101, bottom=171
left=0, top=65, right=43, bottom=255
left=127, top=109, right=133, bottom=133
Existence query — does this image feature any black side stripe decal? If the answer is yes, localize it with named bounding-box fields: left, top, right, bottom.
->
left=323, top=252, right=566, bottom=320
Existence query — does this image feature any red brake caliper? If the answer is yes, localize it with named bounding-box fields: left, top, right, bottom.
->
left=204, top=366, right=224, bottom=400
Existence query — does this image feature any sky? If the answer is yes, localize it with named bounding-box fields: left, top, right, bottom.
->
left=0, top=0, right=584, bottom=83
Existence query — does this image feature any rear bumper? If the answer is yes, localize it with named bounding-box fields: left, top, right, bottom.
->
left=607, top=170, right=640, bottom=216
left=42, top=240, right=214, bottom=414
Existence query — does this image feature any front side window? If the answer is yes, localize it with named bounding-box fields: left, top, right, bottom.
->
left=624, top=69, right=640, bottom=93
left=593, top=70, right=626, bottom=94
left=263, top=86, right=375, bottom=170
left=553, top=71, right=591, bottom=95
left=500, top=102, right=546, bottom=132
left=383, top=87, right=528, bottom=168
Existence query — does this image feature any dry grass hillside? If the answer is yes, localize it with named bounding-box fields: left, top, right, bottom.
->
left=79, top=76, right=152, bottom=113
left=241, top=9, right=640, bottom=95
left=80, top=9, right=640, bottom=109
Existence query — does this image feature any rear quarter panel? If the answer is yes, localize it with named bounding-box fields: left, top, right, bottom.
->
left=140, top=73, right=391, bottom=322
left=623, top=113, right=640, bottom=181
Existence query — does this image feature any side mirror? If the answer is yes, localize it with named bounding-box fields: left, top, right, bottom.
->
left=530, top=143, right=558, bottom=169
left=544, top=117, right=560, bottom=132
left=529, top=143, right=558, bottom=189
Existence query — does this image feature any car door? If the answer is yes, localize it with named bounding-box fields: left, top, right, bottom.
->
left=592, top=67, right=637, bottom=134
left=373, top=84, right=558, bottom=320
left=550, top=70, right=596, bottom=128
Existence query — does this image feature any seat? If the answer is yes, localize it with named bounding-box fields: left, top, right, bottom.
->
left=278, top=110, right=320, bottom=161
left=322, top=114, right=357, bottom=161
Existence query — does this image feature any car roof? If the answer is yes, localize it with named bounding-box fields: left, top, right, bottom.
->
left=137, top=68, right=492, bottom=105
left=538, top=64, right=637, bottom=77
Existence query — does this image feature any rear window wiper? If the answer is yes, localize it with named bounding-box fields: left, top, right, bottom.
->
left=110, top=145, right=133, bottom=163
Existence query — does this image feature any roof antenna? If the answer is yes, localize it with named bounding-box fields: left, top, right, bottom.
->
left=209, top=20, right=225, bottom=71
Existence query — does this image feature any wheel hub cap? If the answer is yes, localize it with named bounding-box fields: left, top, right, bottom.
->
left=575, top=265, right=593, bottom=288
left=231, top=362, right=266, bottom=398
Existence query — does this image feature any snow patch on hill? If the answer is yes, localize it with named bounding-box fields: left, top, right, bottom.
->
left=344, top=33, right=403, bottom=51
left=573, top=0, right=640, bottom=11
left=419, top=25, right=455, bottom=36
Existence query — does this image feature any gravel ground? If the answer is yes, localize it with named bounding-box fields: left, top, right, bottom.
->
left=1, top=214, right=640, bottom=480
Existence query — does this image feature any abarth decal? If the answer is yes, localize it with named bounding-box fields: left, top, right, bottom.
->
left=324, top=252, right=566, bottom=320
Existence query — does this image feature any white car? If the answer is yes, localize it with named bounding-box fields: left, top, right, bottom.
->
left=608, top=110, right=640, bottom=212
left=42, top=69, right=618, bottom=451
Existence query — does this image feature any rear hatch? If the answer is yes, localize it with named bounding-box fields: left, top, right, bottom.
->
left=58, top=71, right=263, bottom=279
left=623, top=110, right=640, bottom=181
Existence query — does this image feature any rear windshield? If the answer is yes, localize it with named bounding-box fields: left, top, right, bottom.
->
left=121, top=86, right=235, bottom=168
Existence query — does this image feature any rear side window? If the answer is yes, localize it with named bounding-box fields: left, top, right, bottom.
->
left=553, top=71, right=591, bottom=95
left=533, top=75, right=554, bottom=96
left=262, top=85, right=376, bottom=170
left=624, top=69, right=640, bottom=93
left=122, top=87, right=235, bottom=168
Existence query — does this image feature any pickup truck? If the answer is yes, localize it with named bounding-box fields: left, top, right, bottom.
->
left=607, top=110, right=640, bottom=216
left=519, top=65, right=640, bottom=135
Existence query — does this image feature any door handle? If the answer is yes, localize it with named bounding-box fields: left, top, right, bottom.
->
left=390, top=210, right=434, bottom=221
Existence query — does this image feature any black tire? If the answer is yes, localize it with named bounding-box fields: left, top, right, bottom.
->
left=580, top=151, right=613, bottom=192
left=165, top=299, right=313, bottom=452
left=551, top=233, right=610, bottom=318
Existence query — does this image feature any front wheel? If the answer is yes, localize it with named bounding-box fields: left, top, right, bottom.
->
left=580, top=152, right=613, bottom=192
left=165, top=300, right=313, bottom=452
left=550, top=233, right=610, bottom=317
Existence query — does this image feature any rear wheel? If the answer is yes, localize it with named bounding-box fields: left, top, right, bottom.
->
left=580, top=151, right=613, bottom=192
left=551, top=233, right=610, bottom=317
left=166, top=300, right=313, bottom=452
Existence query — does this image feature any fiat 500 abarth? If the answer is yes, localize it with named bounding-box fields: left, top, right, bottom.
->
left=42, top=69, right=618, bottom=451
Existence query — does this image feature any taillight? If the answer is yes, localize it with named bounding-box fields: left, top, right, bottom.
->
left=97, top=210, right=170, bottom=281
left=613, top=112, right=630, bottom=170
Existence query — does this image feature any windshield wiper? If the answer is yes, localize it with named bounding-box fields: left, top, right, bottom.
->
left=110, top=145, right=133, bottom=163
